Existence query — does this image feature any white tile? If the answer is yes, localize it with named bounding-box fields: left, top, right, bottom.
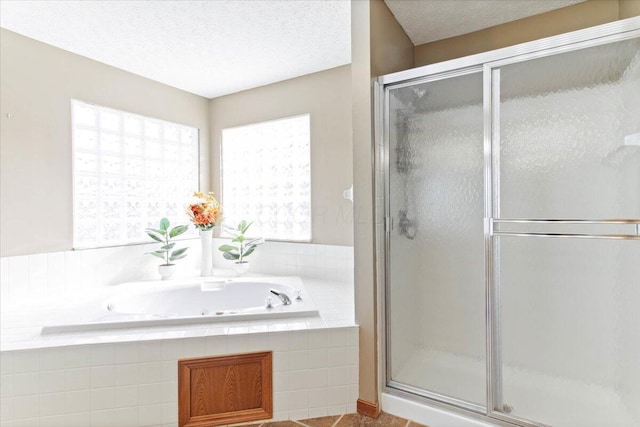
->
left=90, top=388, right=115, bottom=410
left=226, top=335, right=248, bottom=353
left=66, top=390, right=91, bottom=413
left=138, top=404, right=163, bottom=426
left=273, top=371, right=289, bottom=393
left=0, top=375, right=12, bottom=399
left=27, top=254, right=47, bottom=298
left=11, top=373, right=39, bottom=397
left=161, top=402, right=177, bottom=424
left=114, top=343, right=138, bottom=364
left=90, top=408, right=115, bottom=427
left=0, top=397, right=12, bottom=421
left=327, top=329, right=346, bottom=348
left=288, top=370, right=308, bottom=391
left=268, top=332, right=289, bottom=352
left=328, top=367, right=347, bottom=387
left=114, top=386, right=138, bottom=408
left=288, top=350, right=308, bottom=371
left=346, top=385, right=358, bottom=404
left=326, top=386, right=347, bottom=406
left=327, top=348, right=347, bottom=367
left=307, top=407, right=328, bottom=418
left=8, top=256, right=29, bottom=303
left=345, top=365, right=358, bottom=385
left=114, top=364, right=138, bottom=387
left=64, top=250, right=83, bottom=293
left=91, top=366, right=115, bottom=388
left=181, top=338, right=207, bottom=358
left=307, top=368, right=328, bottom=389
left=138, top=362, right=164, bottom=384
left=345, top=346, right=358, bottom=366
left=327, top=404, right=347, bottom=416
left=308, top=349, right=328, bottom=369
left=39, top=392, right=66, bottom=417
left=46, top=252, right=67, bottom=298
left=161, top=361, right=177, bottom=382
left=38, top=348, right=66, bottom=372
left=113, top=406, right=138, bottom=427
left=273, top=391, right=288, bottom=412
left=0, top=257, right=9, bottom=308
left=65, top=368, right=91, bottom=391
left=289, top=408, right=309, bottom=420
left=13, top=418, right=40, bottom=427
left=39, top=370, right=66, bottom=393
left=138, top=341, right=164, bottom=362
left=0, top=353, right=14, bottom=375
left=90, top=344, right=115, bottom=366
left=12, top=395, right=37, bottom=420
left=288, top=389, right=308, bottom=410
left=272, top=352, right=289, bottom=373
left=65, top=411, right=91, bottom=427
left=289, top=331, right=308, bottom=350
left=38, top=414, right=67, bottom=427
left=161, top=340, right=183, bottom=361
left=204, top=336, right=227, bottom=355
left=12, top=351, right=39, bottom=373
left=308, top=387, right=328, bottom=408
left=345, top=327, right=359, bottom=346
left=65, top=346, right=93, bottom=369
left=307, top=330, right=328, bottom=349
left=138, top=383, right=164, bottom=406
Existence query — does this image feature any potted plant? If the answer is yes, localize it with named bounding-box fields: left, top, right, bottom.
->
left=218, top=220, right=264, bottom=275
left=146, top=218, right=189, bottom=280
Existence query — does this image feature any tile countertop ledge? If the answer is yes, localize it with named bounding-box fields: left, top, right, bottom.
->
left=0, top=270, right=355, bottom=352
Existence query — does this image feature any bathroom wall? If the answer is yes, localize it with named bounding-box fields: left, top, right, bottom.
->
left=413, top=0, right=640, bottom=67
left=208, top=65, right=353, bottom=246
left=0, top=29, right=211, bottom=257
left=351, top=0, right=414, bottom=407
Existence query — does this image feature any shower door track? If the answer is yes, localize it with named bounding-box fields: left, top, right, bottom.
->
left=377, top=16, right=640, bottom=427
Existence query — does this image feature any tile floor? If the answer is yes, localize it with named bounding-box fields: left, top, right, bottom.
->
left=235, top=412, right=427, bottom=427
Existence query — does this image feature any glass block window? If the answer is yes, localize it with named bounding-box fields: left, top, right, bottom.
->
left=222, top=114, right=311, bottom=241
left=71, top=100, right=199, bottom=248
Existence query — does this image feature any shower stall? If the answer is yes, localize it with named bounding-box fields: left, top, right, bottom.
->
left=376, top=18, right=640, bottom=427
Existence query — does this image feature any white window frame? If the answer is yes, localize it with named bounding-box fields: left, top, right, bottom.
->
left=71, top=99, right=199, bottom=249
left=221, top=114, right=312, bottom=242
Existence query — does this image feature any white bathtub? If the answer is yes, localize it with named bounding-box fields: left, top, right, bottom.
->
left=42, top=276, right=319, bottom=333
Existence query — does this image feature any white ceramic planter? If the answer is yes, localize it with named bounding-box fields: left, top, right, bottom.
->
left=158, top=264, right=177, bottom=280
left=233, top=261, right=250, bottom=276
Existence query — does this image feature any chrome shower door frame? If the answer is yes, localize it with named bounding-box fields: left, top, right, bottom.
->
left=376, top=16, right=640, bottom=427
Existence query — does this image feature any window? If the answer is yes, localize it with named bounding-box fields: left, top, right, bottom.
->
left=222, top=115, right=311, bottom=241
left=71, top=100, right=199, bottom=248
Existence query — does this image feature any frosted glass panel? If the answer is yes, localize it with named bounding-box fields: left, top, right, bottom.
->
left=500, top=38, right=640, bottom=219
left=498, top=236, right=640, bottom=427
left=387, top=72, right=485, bottom=406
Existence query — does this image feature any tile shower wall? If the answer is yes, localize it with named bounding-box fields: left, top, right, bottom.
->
left=0, top=327, right=359, bottom=427
left=0, top=240, right=354, bottom=309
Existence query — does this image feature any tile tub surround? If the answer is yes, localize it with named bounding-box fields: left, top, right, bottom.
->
left=0, top=265, right=357, bottom=426
left=0, top=240, right=354, bottom=311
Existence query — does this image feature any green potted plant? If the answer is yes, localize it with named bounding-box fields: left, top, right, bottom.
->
left=146, top=217, right=189, bottom=280
left=218, top=220, right=264, bottom=275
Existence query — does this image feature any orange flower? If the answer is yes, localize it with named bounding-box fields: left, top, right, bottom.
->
left=186, top=192, right=222, bottom=230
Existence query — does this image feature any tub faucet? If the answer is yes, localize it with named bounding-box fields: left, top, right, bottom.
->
left=270, top=289, right=292, bottom=305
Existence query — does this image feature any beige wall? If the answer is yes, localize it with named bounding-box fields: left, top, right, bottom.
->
left=351, top=0, right=413, bottom=406
left=415, top=0, right=640, bottom=66
left=0, top=29, right=211, bottom=257
left=208, top=65, right=353, bottom=246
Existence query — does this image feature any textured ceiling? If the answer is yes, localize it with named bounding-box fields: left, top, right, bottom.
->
left=0, top=0, right=351, bottom=99
left=384, top=0, right=587, bottom=46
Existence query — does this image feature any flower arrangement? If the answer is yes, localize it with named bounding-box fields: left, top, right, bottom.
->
left=186, top=191, right=222, bottom=230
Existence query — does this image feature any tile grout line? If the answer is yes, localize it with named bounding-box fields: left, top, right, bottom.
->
left=293, top=421, right=311, bottom=427
left=331, top=414, right=345, bottom=427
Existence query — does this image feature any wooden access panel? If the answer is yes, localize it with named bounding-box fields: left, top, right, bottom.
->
left=178, top=352, right=273, bottom=427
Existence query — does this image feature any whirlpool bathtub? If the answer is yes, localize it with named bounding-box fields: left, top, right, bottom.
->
left=42, top=276, right=319, bottom=333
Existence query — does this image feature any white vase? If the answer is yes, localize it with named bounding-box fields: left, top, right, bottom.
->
left=200, top=229, right=214, bottom=277
left=233, top=261, right=250, bottom=276
left=158, top=264, right=176, bottom=280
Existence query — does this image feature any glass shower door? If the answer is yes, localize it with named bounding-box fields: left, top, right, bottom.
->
left=493, top=37, right=640, bottom=426
left=386, top=71, right=486, bottom=408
